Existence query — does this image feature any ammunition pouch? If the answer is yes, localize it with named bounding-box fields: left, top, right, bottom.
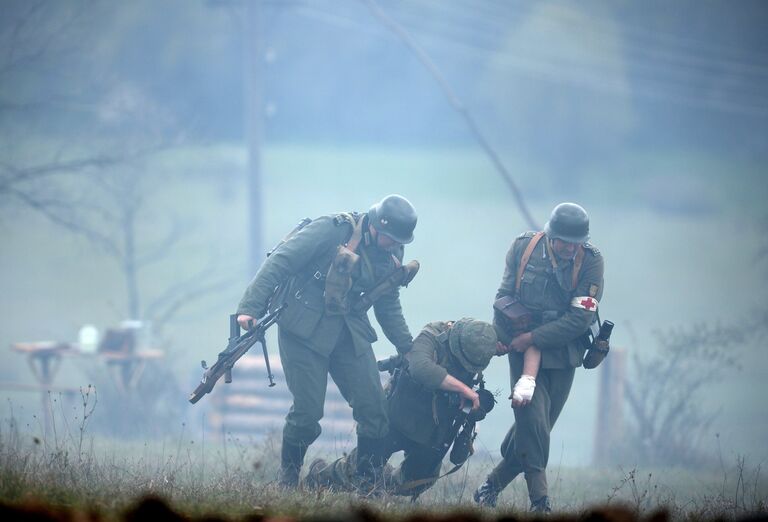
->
left=324, top=245, right=360, bottom=315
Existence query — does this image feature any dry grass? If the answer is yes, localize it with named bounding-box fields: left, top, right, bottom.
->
left=0, top=396, right=766, bottom=521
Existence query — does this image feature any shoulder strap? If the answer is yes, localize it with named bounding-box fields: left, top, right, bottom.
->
left=572, top=246, right=585, bottom=289
left=345, top=214, right=365, bottom=252
left=515, top=232, right=545, bottom=293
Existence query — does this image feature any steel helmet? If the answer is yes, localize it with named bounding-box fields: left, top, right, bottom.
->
left=543, top=202, right=590, bottom=244
left=368, top=194, right=417, bottom=244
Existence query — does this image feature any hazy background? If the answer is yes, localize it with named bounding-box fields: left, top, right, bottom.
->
left=1, top=0, right=767, bottom=468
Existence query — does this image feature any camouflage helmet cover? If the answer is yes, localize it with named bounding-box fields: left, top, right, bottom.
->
left=448, top=318, right=498, bottom=374
left=543, top=202, right=590, bottom=244
left=368, top=194, right=417, bottom=244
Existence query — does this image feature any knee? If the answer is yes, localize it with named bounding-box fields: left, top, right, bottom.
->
left=355, top=414, right=389, bottom=439
left=284, top=421, right=322, bottom=447
left=351, top=397, right=388, bottom=438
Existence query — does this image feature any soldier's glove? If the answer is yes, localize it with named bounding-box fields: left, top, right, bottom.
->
left=511, top=374, right=536, bottom=406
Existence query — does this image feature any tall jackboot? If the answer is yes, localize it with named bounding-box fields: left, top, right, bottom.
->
left=278, top=440, right=307, bottom=489
left=355, top=436, right=387, bottom=496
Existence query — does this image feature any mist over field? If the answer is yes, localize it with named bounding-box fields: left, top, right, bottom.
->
left=1, top=0, right=767, bottom=516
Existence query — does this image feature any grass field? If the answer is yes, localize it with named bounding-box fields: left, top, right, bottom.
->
left=1, top=412, right=766, bottom=521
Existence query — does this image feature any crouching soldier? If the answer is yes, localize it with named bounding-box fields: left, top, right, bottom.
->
left=303, top=318, right=498, bottom=498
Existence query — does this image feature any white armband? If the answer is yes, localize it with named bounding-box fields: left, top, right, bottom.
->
left=571, top=296, right=598, bottom=311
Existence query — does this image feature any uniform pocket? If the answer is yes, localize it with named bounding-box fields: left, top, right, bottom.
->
left=360, top=317, right=378, bottom=342
left=277, top=281, right=325, bottom=340
left=519, top=268, right=548, bottom=308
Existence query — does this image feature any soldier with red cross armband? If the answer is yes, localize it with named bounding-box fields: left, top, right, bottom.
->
left=474, top=202, right=605, bottom=513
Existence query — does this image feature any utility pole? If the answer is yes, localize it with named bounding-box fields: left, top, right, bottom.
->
left=244, top=0, right=265, bottom=274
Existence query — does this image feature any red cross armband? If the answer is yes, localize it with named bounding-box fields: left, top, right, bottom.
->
left=571, top=296, right=598, bottom=311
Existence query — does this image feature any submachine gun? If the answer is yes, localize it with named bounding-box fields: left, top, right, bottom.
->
left=188, top=305, right=285, bottom=404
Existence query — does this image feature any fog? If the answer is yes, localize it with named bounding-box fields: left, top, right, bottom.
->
left=1, top=0, right=767, bottom=472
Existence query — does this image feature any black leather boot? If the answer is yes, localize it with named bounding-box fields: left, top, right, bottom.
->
left=355, top=436, right=387, bottom=496
left=278, top=441, right=307, bottom=489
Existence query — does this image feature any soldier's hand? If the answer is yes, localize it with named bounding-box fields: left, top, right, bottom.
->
left=237, top=314, right=258, bottom=330
left=461, top=388, right=481, bottom=411
left=510, top=374, right=536, bottom=408
left=495, top=341, right=511, bottom=356
left=509, top=332, right=533, bottom=353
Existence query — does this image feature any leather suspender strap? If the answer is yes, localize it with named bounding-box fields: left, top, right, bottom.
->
left=515, top=232, right=545, bottom=293
left=346, top=216, right=365, bottom=252
left=572, top=246, right=585, bottom=289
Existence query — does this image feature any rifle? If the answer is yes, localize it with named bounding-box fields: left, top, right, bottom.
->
left=188, top=304, right=285, bottom=404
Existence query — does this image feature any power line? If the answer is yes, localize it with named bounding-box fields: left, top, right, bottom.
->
left=360, top=0, right=540, bottom=230
left=461, top=0, right=768, bottom=74
left=395, top=0, right=768, bottom=98
left=287, top=1, right=768, bottom=116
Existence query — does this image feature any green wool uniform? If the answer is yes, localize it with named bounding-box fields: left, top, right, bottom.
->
left=489, top=231, right=604, bottom=501
left=307, top=321, right=484, bottom=497
left=236, top=213, right=413, bottom=449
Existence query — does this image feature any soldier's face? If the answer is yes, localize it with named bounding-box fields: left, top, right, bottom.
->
left=370, top=225, right=401, bottom=252
left=376, top=233, right=401, bottom=252
left=551, top=238, right=579, bottom=260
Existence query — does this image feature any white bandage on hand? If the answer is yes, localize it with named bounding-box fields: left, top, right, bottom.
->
left=512, top=374, right=536, bottom=403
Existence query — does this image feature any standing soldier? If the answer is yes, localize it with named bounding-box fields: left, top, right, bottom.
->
left=474, top=202, right=605, bottom=512
left=303, top=318, right=498, bottom=498
left=236, top=195, right=418, bottom=489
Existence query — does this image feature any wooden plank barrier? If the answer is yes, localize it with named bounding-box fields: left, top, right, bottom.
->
left=206, top=354, right=358, bottom=452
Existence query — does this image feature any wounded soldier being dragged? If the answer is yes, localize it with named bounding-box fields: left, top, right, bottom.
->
left=303, top=318, right=498, bottom=498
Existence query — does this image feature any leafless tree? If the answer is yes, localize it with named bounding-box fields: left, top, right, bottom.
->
left=1, top=1, right=235, bottom=334
left=622, top=323, right=749, bottom=468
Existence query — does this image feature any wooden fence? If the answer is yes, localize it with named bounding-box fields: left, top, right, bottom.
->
left=206, top=354, right=358, bottom=453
